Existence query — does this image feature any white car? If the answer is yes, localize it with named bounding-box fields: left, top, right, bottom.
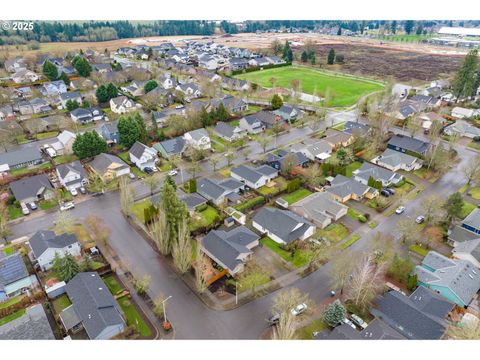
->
left=70, top=188, right=78, bottom=196
left=168, top=169, right=178, bottom=176
left=415, top=215, right=425, bottom=224
left=350, top=314, right=367, bottom=329
left=395, top=206, right=406, bottom=215
left=21, top=203, right=30, bottom=215
left=342, top=318, right=357, bottom=329
left=60, top=202, right=75, bottom=211
left=291, top=303, right=308, bottom=316
left=28, top=202, right=37, bottom=210
left=128, top=172, right=136, bottom=179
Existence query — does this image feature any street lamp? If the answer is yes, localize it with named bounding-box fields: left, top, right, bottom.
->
left=162, top=295, right=173, bottom=323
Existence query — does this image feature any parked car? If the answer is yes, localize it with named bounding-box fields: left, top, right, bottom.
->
left=129, top=172, right=136, bottom=179
left=144, top=167, right=154, bottom=174
left=330, top=290, right=336, bottom=297
left=70, top=188, right=78, bottom=196
left=267, top=313, right=280, bottom=326
left=291, top=303, right=308, bottom=316
left=395, top=206, right=406, bottom=214
left=416, top=215, right=425, bottom=224
left=79, top=186, right=86, bottom=195
left=380, top=189, right=390, bottom=197
left=343, top=318, right=357, bottom=329
left=60, top=202, right=75, bottom=211
left=385, top=187, right=395, bottom=195
left=168, top=169, right=178, bottom=176
left=28, top=202, right=37, bottom=210
left=350, top=314, right=367, bottom=329
left=21, top=203, right=30, bottom=215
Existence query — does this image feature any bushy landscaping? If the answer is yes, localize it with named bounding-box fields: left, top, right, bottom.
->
left=257, top=177, right=288, bottom=196
left=0, top=309, right=26, bottom=326
left=234, top=196, right=265, bottom=213
left=341, top=233, right=361, bottom=249
left=131, top=200, right=153, bottom=224
left=409, top=244, right=429, bottom=257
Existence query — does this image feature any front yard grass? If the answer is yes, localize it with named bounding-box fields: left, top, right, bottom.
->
left=460, top=201, right=476, bottom=219
left=257, top=177, right=288, bottom=196
left=35, top=131, right=59, bottom=140
left=260, top=237, right=291, bottom=262
left=131, top=199, right=153, bottom=224
left=117, top=296, right=152, bottom=337
left=218, top=167, right=231, bottom=177
left=39, top=199, right=58, bottom=211
left=8, top=205, right=23, bottom=220
left=341, top=233, right=361, bottom=249
left=316, top=223, right=350, bottom=244
left=52, top=154, right=78, bottom=165
left=468, top=187, right=480, bottom=200
left=52, top=294, right=72, bottom=314
left=9, top=162, right=52, bottom=177
left=103, top=274, right=124, bottom=295
left=296, top=318, right=328, bottom=340
left=0, top=294, right=22, bottom=309
left=190, top=205, right=221, bottom=231
left=282, top=188, right=312, bottom=205
left=409, top=244, right=429, bottom=257
left=413, top=167, right=440, bottom=183
left=0, top=309, right=26, bottom=326
left=70, top=224, right=95, bottom=248
left=459, top=183, right=469, bottom=194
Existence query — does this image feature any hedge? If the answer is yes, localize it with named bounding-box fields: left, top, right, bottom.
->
left=229, top=62, right=292, bottom=76
left=234, top=196, right=265, bottom=213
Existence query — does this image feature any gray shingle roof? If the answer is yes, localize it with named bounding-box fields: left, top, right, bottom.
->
left=354, top=162, right=403, bottom=184
left=9, top=174, right=53, bottom=202
left=462, top=208, right=480, bottom=231
left=230, top=164, right=276, bottom=184
left=29, top=230, right=79, bottom=259
left=214, top=122, right=235, bottom=138
left=0, top=147, right=43, bottom=168
left=453, top=238, right=480, bottom=262
left=388, top=135, right=430, bottom=154
left=0, top=252, right=29, bottom=289
left=185, top=128, right=209, bottom=141
left=89, top=153, right=128, bottom=175
left=448, top=225, right=480, bottom=244
left=375, top=148, right=421, bottom=168
left=252, top=208, right=313, bottom=244
left=56, top=160, right=86, bottom=181
left=64, top=272, right=124, bottom=340
left=129, top=141, right=149, bottom=159
left=202, top=226, right=259, bottom=273
left=0, top=304, right=55, bottom=340
left=327, top=174, right=372, bottom=199
left=156, top=137, right=186, bottom=156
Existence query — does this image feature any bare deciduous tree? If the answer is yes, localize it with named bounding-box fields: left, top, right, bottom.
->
left=84, top=215, right=111, bottom=249
left=238, top=263, right=271, bottom=296
left=330, top=250, right=359, bottom=295
left=53, top=211, right=75, bottom=234
left=194, top=246, right=208, bottom=293
left=420, top=194, right=445, bottom=224
left=149, top=207, right=171, bottom=255
left=172, top=218, right=192, bottom=274
left=396, top=218, right=420, bottom=245
left=462, top=154, right=480, bottom=185
left=446, top=321, right=480, bottom=340
left=119, top=176, right=134, bottom=216
left=272, top=288, right=313, bottom=316
left=272, top=312, right=297, bottom=340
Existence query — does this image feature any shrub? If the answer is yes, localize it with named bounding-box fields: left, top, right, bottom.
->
left=287, top=178, right=301, bottom=193
left=234, top=196, right=265, bottom=213
left=358, top=215, right=367, bottom=223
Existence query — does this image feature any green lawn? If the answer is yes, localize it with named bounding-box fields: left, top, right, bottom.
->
left=0, top=309, right=26, bottom=326
left=260, top=237, right=292, bottom=262
left=460, top=201, right=476, bottom=219
left=260, top=237, right=316, bottom=268
left=8, top=205, right=23, bottom=220
left=2, top=245, right=15, bottom=256
left=345, top=161, right=363, bottom=177
left=103, top=274, right=124, bottom=295
left=296, top=318, right=328, bottom=340
left=257, top=177, right=288, bottom=196
left=9, top=162, right=52, bottom=177
left=316, top=223, right=350, bottom=243
left=368, top=221, right=378, bottom=229
left=0, top=295, right=22, bottom=309
left=117, top=296, right=152, bottom=337
left=131, top=199, right=153, bottom=224
left=409, top=244, right=429, bottom=257
left=459, top=183, right=469, bottom=194
left=190, top=205, right=221, bottom=231
left=468, top=187, right=480, bottom=200
left=52, top=294, right=72, bottom=314
left=36, top=131, right=59, bottom=140
left=341, top=233, right=361, bottom=249
left=39, top=199, right=58, bottom=211
left=118, top=151, right=133, bottom=165
left=236, top=66, right=383, bottom=107
left=282, top=188, right=312, bottom=205
left=53, top=154, right=78, bottom=165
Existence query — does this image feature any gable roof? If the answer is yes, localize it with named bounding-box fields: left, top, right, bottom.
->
left=354, top=162, right=403, bottom=183
left=155, top=136, right=186, bottom=155
left=0, top=304, right=55, bottom=340
left=252, top=208, right=313, bottom=244
left=89, top=153, right=128, bottom=175
left=291, top=192, right=348, bottom=222
left=375, top=148, right=421, bottom=168
left=462, top=208, right=480, bottom=231
left=202, top=226, right=259, bottom=273
left=0, top=147, right=43, bottom=168
left=29, top=230, right=79, bottom=259
left=214, top=122, right=236, bottom=138
left=64, top=272, right=124, bottom=339
left=327, top=174, right=373, bottom=199
left=0, top=252, right=29, bottom=290
left=129, top=141, right=150, bottom=159
left=185, top=128, right=209, bottom=141
left=56, top=160, right=86, bottom=180
left=453, top=238, right=480, bottom=263
left=9, top=174, right=53, bottom=202
left=230, top=164, right=277, bottom=184
left=388, top=135, right=430, bottom=154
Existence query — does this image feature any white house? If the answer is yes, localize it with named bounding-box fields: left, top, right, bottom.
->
left=29, top=230, right=81, bottom=271
left=56, top=160, right=88, bottom=191
left=50, top=130, right=76, bottom=155
left=184, top=128, right=211, bottom=150
left=109, top=96, right=136, bottom=114
left=451, top=107, right=479, bottom=119
left=128, top=141, right=158, bottom=171
left=452, top=239, right=480, bottom=269
left=372, top=149, right=423, bottom=172
left=293, top=140, right=333, bottom=162
left=230, top=165, right=278, bottom=189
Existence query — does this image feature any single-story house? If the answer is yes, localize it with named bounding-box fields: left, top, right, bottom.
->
left=326, top=174, right=378, bottom=203
left=372, top=149, right=423, bottom=172
left=0, top=303, right=55, bottom=340
left=415, top=251, right=480, bottom=308
left=58, top=92, right=82, bottom=108
left=447, top=225, right=480, bottom=247
left=292, top=140, right=333, bottom=162
left=451, top=107, right=479, bottom=119
left=60, top=272, right=125, bottom=340
left=461, top=208, right=480, bottom=235
left=56, top=160, right=88, bottom=191
left=387, top=135, right=430, bottom=156
left=290, top=192, right=348, bottom=229
left=0, top=252, right=37, bottom=302
left=0, top=148, right=43, bottom=171
left=201, top=226, right=260, bottom=275
left=452, top=238, right=480, bottom=269
left=252, top=208, right=315, bottom=245
left=154, top=137, right=186, bottom=159
left=129, top=141, right=158, bottom=171
left=29, top=230, right=81, bottom=271
left=444, top=120, right=480, bottom=139
left=184, top=128, right=211, bottom=150
left=324, top=130, right=354, bottom=149
left=197, top=177, right=244, bottom=206
left=209, top=96, right=248, bottom=114
left=343, top=121, right=370, bottom=136
left=10, top=174, right=55, bottom=204
left=213, top=122, right=247, bottom=142
left=12, top=69, right=39, bottom=84
left=230, top=164, right=278, bottom=189
left=266, top=151, right=310, bottom=172
left=353, top=162, right=404, bottom=187
left=88, top=153, right=130, bottom=181
left=273, top=105, right=303, bottom=123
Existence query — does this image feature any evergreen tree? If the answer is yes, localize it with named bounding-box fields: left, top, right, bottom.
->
left=117, top=113, right=147, bottom=148
left=59, top=253, right=80, bottom=282
left=311, top=54, right=316, bottom=65
left=323, top=300, right=346, bottom=327
left=144, top=80, right=158, bottom=93
left=72, top=56, right=92, bottom=77
left=271, top=94, right=283, bottom=110
left=59, top=72, right=70, bottom=84
left=337, top=26, right=342, bottom=36
left=301, top=51, right=309, bottom=63
left=327, top=48, right=335, bottom=65
left=282, top=41, right=293, bottom=62
left=106, top=83, right=118, bottom=99
left=404, top=20, right=415, bottom=35
left=391, top=20, right=397, bottom=34
left=215, top=103, right=229, bottom=122
left=453, top=49, right=479, bottom=100
left=72, top=131, right=108, bottom=159
left=96, top=85, right=109, bottom=103
left=66, top=99, right=79, bottom=111
left=42, top=59, right=58, bottom=81
left=200, top=106, right=213, bottom=127
left=443, top=192, right=465, bottom=221
left=161, top=180, right=188, bottom=241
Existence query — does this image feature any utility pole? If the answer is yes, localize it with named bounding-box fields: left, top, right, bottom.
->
left=163, top=295, right=173, bottom=323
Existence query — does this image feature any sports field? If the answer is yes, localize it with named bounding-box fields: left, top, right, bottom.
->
left=236, top=66, right=384, bottom=107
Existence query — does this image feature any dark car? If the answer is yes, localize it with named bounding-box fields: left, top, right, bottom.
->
left=267, top=313, right=280, bottom=326
left=386, top=188, right=395, bottom=195
left=380, top=189, right=390, bottom=197
left=144, top=167, right=154, bottom=174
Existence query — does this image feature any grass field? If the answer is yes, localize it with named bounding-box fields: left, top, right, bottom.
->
left=0, top=309, right=26, bottom=326
left=460, top=201, right=476, bottom=219
left=118, top=296, right=152, bottom=337
left=236, top=66, right=383, bottom=107
left=282, top=188, right=312, bottom=205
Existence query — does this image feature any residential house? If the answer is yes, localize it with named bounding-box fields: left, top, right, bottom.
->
left=88, top=153, right=130, bottom=181
left=444, top=120, right=480, bottom=139
left=343, top=121, right=370, bottom=136
left=410, top=94, right=442, bottom=108
left=326, top=174, right=378, bottom=203
left=222, top=78, right=250, bottom=92
left=228, top=57, right=249, bottom=71
left=121, top=81, right=145, bottom=97
left=4, top=57, right=26, bottom=73
left=29, top=230, right=81, bottom=271
left=69, top=78, right=95, bottom=90
left=9, top=174, right=55, bottom=204
left=197, top=177, right=244, bottom=206
left=452, top=238, right=480, bottom=269
left=58, top=92, right=82, bottom=108
left=239, top=113, right=266, bottom=134
left=372, top=149, right=423, bottom=172
left=230, top=165, right=278, bottom=189
left=451, top=107, right=479, bottom=119
left=180, top=193, right=208, bottom=214
left=184, top=128, right=211, bottom=150
left=0, top=304, right=55, bottom=340
left=266, top=151, right=309, bottom=172
left=0, top=252, right=37, bottom=302
left=158, top=73, right=176, bottom=89
left=273, top=104, right=303, bottom=123
left=198, top=55, right=218, bottom=70
left=201, top=226, right=260, bottom=275
left=324, top=130, right=354, bottom=149
left=92, top=63, right=112, bottom=73
left=370, top=287, right=455, bottom=340
left=109, top=96, right=136, bottom=114
left=353, top=162, right=404, bottom=187
left=40, top=80, right=67, bottom=97
left=12, top=69, right=39, bottom=84
left=70, top=107, right=104, bottom=124
left=60, top=272, right=125, bottom=340
left=0, top=105, right=15, bottom=121
left=213, top=122, right=247, bottom=142
left=387, top=134, right=430, bottom=156
left=248, top=57, right=270, bottom=67
left=176, top=83, right=201, bottom=98
left=316, top=317, right=405, bottom=340
left=56, top=160, right=88, bottom=191
left=266, top=56, right=286, bottom=65
left=448, top=225, right=480, bottom=247
left=50, top=130, right=76, bottom=155
left=100, top=122, right=120, bottom=145
left=292, top=140, right=333, bottom=162
left=252, top=208, right=315, bottom=245
left=290, top=192, right=348, bottom=229
left=461, top=208, right=480, bottom=235
left=154, top=136, right=187, bottom=159
left=415, top=251, right=480, bottom=308
left=417, top=112, right=445, bottom=132
left=129, top=141, right=158, bottom=171
left=210, top=96, right=248, bottom=114
left=0, top=148, right=43, bottom=171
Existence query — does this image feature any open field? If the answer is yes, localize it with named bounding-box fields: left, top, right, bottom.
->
left=236, top=66, right=383, bottom=107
